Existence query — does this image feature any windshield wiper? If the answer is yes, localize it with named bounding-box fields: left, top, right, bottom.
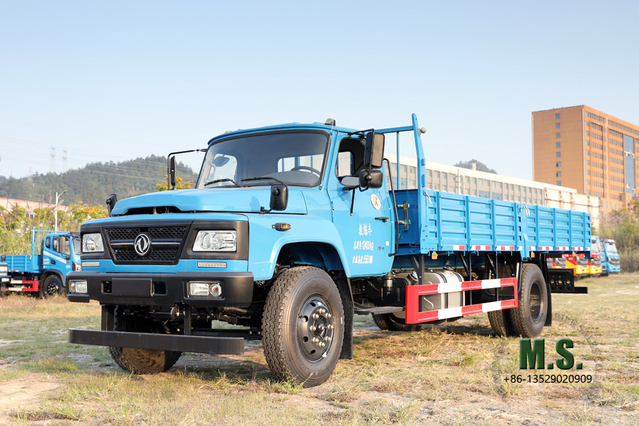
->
left=241, top=176, right=286, bottom=186
left=204, top=178, right=240, bottom=187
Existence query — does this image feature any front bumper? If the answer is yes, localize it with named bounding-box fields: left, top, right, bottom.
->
left=66, top=271, right=254, bottom=308
left=68, top=329, right=244, bottom=354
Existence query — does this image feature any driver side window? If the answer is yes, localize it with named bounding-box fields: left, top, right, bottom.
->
left=60, top=236, right=71, bottom=256
left=336, top=137, right=365, bottom=181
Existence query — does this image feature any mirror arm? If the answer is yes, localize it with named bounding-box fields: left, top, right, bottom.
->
left=166, top=148, right=207, bottom=190
left=350, top=189, right=356, bottom=216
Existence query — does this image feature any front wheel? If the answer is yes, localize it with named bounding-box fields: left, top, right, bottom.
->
left=41, top=275, right=62, bottom=298
left=262, top=267, right=344, bottom=387
left=108, top=305, right=182, bottom=374
left=510, top=263, right=548, bottom=338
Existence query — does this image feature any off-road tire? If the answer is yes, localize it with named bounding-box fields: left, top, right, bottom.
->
left=41, top=275, right=62, bottom=298
left=510, top=264, right=548, bottom=338
left=372, top=313, right=422, bottom=332
left=108, top=305, right=181, bottom=374
left=262, top=266, right=344, bottom=387
left=487, top=309, right=515, bottom=337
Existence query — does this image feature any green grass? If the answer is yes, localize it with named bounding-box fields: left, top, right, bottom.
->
left=1, top=275, right=639, bottom=424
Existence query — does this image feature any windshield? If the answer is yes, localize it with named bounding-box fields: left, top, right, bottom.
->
left=592, top=236, right=604, bottom=252
left=197, top=131, right=329, bottom=188
left=604, top=240, right=618, bottom=253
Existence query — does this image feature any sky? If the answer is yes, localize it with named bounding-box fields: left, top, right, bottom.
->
left=1, top=0, right=638, bottom=181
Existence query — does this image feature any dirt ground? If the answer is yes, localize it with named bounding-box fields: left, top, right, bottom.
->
left=1, top=275, right=638, bottom=425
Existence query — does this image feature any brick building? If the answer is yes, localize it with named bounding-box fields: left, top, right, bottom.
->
left=533, top=105, right=639, bottom=215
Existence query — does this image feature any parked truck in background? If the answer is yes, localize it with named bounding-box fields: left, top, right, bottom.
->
left=66, top=114, right=589, bottom=387
left=592, top=236, right=620, bottom=275
left=587, top=237, right=603, bottom=277
left=1, top=229, right=81, bottom=297
left=563, top=253, right=590, bottom=279
left=602, top=239, right=620, bottom=274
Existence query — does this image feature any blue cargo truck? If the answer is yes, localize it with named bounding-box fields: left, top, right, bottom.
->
left=67, top=114, right=589, bottom=386
left=1, top=229, right=82, bottom=297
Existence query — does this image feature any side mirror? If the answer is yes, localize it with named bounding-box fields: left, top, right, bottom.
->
left=169, top=156, right=177, bottom=190
left=106, top=193, right=118, bottom=216
left=270, top=184, right=289, bottom=211
left=364, top=132, right=385, bottom=169
left=359, top=170, right=384, bottom=189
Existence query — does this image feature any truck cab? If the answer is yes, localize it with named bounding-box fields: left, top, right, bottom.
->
left=587, top=236, right=603, bottom=277
left=563, top=253, right=589, bottom=279
left=42, top=232, right=82, bottom=277
left=602, top=239, right=620, bottom=274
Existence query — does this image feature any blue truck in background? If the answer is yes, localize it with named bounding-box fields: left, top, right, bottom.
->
left=67, top=114, right=589, bottom=386
left=1, top=229, right=82, bottom=297
left=594, top=236, right=620, bottom=275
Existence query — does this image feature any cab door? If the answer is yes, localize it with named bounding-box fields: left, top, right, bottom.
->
left=42, top=235, right=72, bottom=275
left=326, top=133, right=394, bottom=277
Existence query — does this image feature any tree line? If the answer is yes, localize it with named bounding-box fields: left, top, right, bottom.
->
left=0, top=155, right=199, bottom=207
left=596, top=200, right=639, bottom=273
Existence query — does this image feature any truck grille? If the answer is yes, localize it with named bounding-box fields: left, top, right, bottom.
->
left=105, top=226, right=188, bottom=264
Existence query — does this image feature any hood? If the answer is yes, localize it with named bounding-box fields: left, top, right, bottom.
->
left=111, top=187, right=308, bottom=216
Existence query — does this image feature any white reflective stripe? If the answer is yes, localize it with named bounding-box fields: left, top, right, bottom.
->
left=481, top=301, right=503, bottom=313
left=438, top=306, right=462, bottom=319
left=46, top=252, right=68, bottom=264
left=480, top=279, right=503, bottom=289
left=435, top=282, right=462, bottom=294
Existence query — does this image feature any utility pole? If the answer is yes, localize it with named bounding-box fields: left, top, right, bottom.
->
left=54, top=190, right=67, bottom=232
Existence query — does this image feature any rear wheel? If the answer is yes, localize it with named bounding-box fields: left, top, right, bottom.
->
left=108, top=305, right=181, bottom=374
left=510, top=264, right=548, bottom=338
left=488, top=309, right=515, bottom=337
left=262, top=266, right=344, bottom=387
left=41, top=275, right=62, bottom=298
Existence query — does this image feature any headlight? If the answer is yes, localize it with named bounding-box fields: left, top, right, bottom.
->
left=193, top=230, right=236, bottom=252
left=0, top=265, right=7, bottom=274
left=188, top=281, right=222, bottom=298
left=69, top=280, right=88, bottom=294
left=82, top=233, right=104, bottom=253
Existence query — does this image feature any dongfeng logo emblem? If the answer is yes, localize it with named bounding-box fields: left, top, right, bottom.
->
left=134, top=234, right=151, bottom=256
